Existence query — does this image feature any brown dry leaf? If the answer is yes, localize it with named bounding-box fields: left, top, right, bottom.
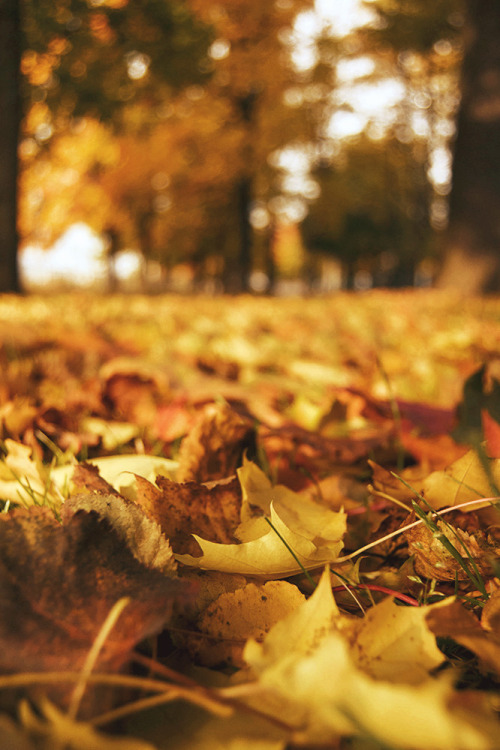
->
left=100, top=358, right=169, bottom=428
left=134, top=473, right=242, bottom=555
left=176, top=570, right=248, bottom=618
left=0, top=397, right=38, bottom=440
left=400, top=432, right=469, bottom=471
left=176, top=460, right=346, bottom=577
left=406, top=519, right=496, bottom=580
left=369, top=460, right=426, bottom=503
left=186, top=581, right=305, bottom=668
left=71, top=461, right=123, bottom=497
left=176, top=402, right=255, bottom=482
left=0, top=501, right=187, bottom=679
left=426, top=598, right=500, bottom=679
left=64, top=493, right=177, bottom=574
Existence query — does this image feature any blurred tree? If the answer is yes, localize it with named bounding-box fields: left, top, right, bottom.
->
left=437, top=0, right=500, bottom=292
left=361, top=0, right=500, bottom=292
left=303, top=137, right=432, bottom=287
left=185, top=0, right=315, bottom=292
left=19, top=0, right=316, bottom=292
left=0, top=0, right=21, bottom=292
left=296, top=0, right=463, bottom=288
left=8, top=0, right=213, bottom=292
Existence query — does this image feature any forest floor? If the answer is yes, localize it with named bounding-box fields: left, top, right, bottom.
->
left=1, top=288, right=500, bottom=749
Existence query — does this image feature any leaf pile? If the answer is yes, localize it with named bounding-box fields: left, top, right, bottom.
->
left=1, top=290, right=500, bottom=749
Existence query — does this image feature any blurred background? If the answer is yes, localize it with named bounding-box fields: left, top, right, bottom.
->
left=2, top=0, right=500, bottom=295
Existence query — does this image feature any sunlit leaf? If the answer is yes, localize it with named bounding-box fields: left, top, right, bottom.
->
left=176, top=464, right=346, bottom=577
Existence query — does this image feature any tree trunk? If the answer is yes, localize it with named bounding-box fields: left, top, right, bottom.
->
left=438, top=0, right=500, bottom=293
left=0, top=0, right=21, bottom=293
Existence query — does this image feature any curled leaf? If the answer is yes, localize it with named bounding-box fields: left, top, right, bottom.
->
left=188, top=581, right=305, bottom=668
left=133, top=474, right=242, bottom=555
left=176, top=403, right=255, bottom=482
left=176, top=462, right=346, bottom=577
left=420, top=450, right=500, bottom=510
left=0, top=503, right=188, bottom=678
left=240, top=571, right=496, bottom=749
left=64, top=493, right=177, bottom=574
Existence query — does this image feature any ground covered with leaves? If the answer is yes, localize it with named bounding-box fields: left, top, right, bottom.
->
left=1, top=289, right=500, bottom=749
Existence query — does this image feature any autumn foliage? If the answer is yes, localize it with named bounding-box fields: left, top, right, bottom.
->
left=1, top=289, right=500, bottom=748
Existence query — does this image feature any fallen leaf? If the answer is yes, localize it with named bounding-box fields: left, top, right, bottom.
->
left=420, top=449, right=500, bottom=510
left=176, top=463, right=346, bottom=577
left=0, top=502, right=186, bottom=678
left=348, top=596, right=446, bottom=684
left=426, top=598, right=500, bottom=678
left=64, top=493, right=177, bottom=574
left=80, top=417, right=140, bottom=451
left=482, top=587, right=500, bottom=632
left=100, top=357, right=169, bottom=428
left=248, top=631, right=496, bottom=748
left=240, top=571, right=496, bottom=748
left=71, top=462, right=123, bottom=497
left=406, top=518, right=496, bottom=580
left=482, top=409, right=500, bottom=458
left=243, top=568, right=338, bottom=673
left=176, top=403, right=255, bottom=482
left=51, top=453, right=178, bottom=500
left=187, top=581, right=305, bottom=667
left=133, top=474, right=242, bottom=555
left=0, top=439, right=60, bottom=509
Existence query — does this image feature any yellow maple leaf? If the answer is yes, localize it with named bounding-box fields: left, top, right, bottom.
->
left=235, top=570, right=497, bottom=748
left=175, top=461, right=346, bottom=577
left=420, top=449, right=500, bottom=510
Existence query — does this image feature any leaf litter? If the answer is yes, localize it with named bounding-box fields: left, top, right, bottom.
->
left=1, top=291, right=500, bottom=748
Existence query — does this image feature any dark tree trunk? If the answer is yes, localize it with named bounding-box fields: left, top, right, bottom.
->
left=438, top=0, right=500, bottom=293
left=236, top=177, right=252, bottom=292
left=0, top=0, right=21, bottom=292
left=224, top=92, right=258, bottom=294
left=104, top=228, right=121, bottom=292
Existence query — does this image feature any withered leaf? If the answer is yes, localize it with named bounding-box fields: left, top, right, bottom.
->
left=187, top=580, right=305, bottom=668
left=406, top=519, right=496, bottom=580
left=63, top=493, right=177, bottom=574
left=426, top=598, right=500, bottom=678
left=0, top=504, right=188, bottom=676
left=176, top=402, right=255, bottom=482
left=71, top=462, right=123, bottom=498
left=133, top=474, right=242, bottom=555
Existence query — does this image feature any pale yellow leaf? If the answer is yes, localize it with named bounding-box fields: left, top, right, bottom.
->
left=269, top=633, right=495, bottom=748
left=244, top=568, right=338, bottom=672
left=0, top=439, right=54, bottom=506
left=235, top=575, right=497, bottom=748
left=176, top=463, right=346, bottom=577
left=420, top=449, right=500, bottom=510
left=349, top=596, right=446, bottom=684
left=176, top=498, right=345, bottom=577
left=51, top=454, right=178, bottom=500
left=81, top=417, right=141, bottom=451
left=192, top=581, right=305, bottom=667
